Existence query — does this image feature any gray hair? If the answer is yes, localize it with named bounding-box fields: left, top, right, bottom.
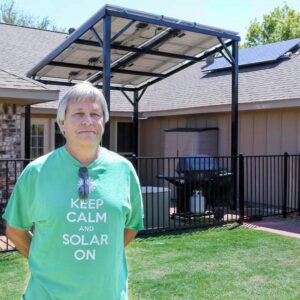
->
left=56, top=81, right=109, bottom=135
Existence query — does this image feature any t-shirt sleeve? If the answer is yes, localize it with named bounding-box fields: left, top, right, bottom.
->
left=125, top=163, right=144, bottom=231
left=2, top=166, right=38, bottom=230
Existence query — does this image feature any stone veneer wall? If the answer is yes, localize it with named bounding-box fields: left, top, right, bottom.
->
left=0, top=103, right=23, bottom=218
left=0, top=103, right=21, bottom=159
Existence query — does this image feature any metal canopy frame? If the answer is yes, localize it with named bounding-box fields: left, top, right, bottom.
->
left=25, top=5, right=240, bottom=209
left=26, top=4, right=240, bottom=160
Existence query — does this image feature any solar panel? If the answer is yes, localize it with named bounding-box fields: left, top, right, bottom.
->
left=27, top=4, right=240, bottom=89
left=204, top=38, right=300, bottom=71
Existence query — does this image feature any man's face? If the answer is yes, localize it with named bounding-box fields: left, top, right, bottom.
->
left=60, top=99, right=105, bottom=147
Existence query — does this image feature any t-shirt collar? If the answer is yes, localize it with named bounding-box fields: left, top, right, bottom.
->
left=61, top=146, right=106, bottom=169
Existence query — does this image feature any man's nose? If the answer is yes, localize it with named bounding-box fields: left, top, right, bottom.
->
left=81, top=114, right=93, bottom=125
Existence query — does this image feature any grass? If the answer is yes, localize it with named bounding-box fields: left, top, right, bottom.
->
left=0, top=250, right=29, bottom=299
left=1, top=224, right=300, bottom=299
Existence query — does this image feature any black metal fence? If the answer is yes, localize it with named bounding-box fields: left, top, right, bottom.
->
left=131, top=153, right=300, bottom=233
left=134, top=155, right=238, bottom=234
left=0, top=159, right=31, bottom=252
left=1, top=154, right=300, bottom=251
left=242, top=153, right=300, bottom=219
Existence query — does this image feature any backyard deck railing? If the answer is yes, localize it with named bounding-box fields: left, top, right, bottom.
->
left=1, top=154, right=300, bottom=251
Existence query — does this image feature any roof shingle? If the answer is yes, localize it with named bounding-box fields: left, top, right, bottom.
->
left=1, top=23, right=300, bottom=114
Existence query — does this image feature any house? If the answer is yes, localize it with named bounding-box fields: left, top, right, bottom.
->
left=1, top=13, right=300, bottom=242
left=1, top=22, right=300, bottom=161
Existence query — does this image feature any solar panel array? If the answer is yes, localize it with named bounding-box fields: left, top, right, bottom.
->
left=27, top=5, right=239, bottom=88
left=204, top=38, right=300, bottom=71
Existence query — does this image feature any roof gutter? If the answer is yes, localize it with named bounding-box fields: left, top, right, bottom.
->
left=140, top=98, right=300, bottom=117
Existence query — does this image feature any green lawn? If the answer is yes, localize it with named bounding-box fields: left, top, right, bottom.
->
left=1, top=225, right=300, bottom=300
left=0, top=250, right=29, bottom=299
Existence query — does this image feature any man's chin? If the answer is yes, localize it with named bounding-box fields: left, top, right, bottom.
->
left=77, top=137, right=101, bottom=145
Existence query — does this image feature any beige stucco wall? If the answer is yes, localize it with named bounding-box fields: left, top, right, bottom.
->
left=139, top=114, right=219, bottom=156
left=19, top=115, right=130, bottom=157
left=139, top=108, right=300, bottom=209
left=139, top=107, right=300, bottom=157
left=239, top=109, right=300, bottom=155
left=7, top=106, right=300, bottom=209
left=15, top=106, right=300, bottom=158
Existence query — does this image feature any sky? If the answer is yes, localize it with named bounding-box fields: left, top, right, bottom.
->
left=9, top=0, right=300, bottom=41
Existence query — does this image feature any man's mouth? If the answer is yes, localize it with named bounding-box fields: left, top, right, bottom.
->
left=78, top=131, right=96, bottom=134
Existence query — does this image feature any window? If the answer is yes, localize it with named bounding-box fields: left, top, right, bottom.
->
left=21, top=118, right=50, bottom=158
left=117, top=122, right=133, bottom=154
left=31, top=124, right=44, bottom=158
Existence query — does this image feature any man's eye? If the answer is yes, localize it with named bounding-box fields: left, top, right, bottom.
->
left=74, top=112, right=84, bottom=117
left=91, top=113, right=101, bottom=118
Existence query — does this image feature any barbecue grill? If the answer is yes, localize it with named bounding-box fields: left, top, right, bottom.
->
left=158, top=155, right=233, bottom=219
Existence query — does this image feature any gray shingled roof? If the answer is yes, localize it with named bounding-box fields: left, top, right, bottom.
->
left=0, top=68, right=53, bottom=90
left=139, top=51, right=300, bottom=112
left=0, top=23, right=66, bottom=75
left=0, top=23, right=133, bottom=112
left=32, top=85, right=134, bottom=112
left=0, top=68, right=58, bottom=103
left=1, top=23, right=300, bottom=114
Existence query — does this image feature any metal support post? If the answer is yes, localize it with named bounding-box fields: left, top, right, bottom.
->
left=102, top=15, right=111, bottom=149
left=133, top=90, right=139, bottom=157
left=24, top=105, right=31, bottom=162
left=283, top=152, right=288, bottom=218
left=238, top=154, right=245, bottom=223
left=231, top=40, right=239, bottom=210
left=298, top=156, right=300, bottom=215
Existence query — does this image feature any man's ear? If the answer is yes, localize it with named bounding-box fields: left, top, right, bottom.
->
left=58, top=120, right=65, bottom=135
left=102, top=121, right=105, bottom=135
left=59, top=119, right=64, bottom=128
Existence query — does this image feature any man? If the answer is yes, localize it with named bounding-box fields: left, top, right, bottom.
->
left=3, top=81, right=144, bottom=299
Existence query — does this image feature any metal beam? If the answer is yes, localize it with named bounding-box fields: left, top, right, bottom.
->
left=102, top=16, right=111, bottom=149
left=107, top=9, right=240, bottom=41
left=120, top=89, right=134, bottom=105
left=91, top=27, right=184, bottom=83
left=111, top=19, right=136, bottom=42
left=74, top=39, right=199, bottom=61
left=218, top=37, right=235, bottom=64
left=113, top=44, right=199, bottom=61
left=217, top=49, right=232, bottom=65
left=37, top=79, right=137, bottom=91
left=137, top=86, right=147, bottom=101
left=136, top=39, right=233, bottom=90
left=48, top=61, right=166, bottom=78
left=26, top=8, right=106, bottom=78
left=90, top=27, right=103, bottom=47
left=24, top=105, right=31, bottom=160
left=48, top=61, right=101, bottom=71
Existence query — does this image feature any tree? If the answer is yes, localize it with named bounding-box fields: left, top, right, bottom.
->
left=0, top=0, right=66, bottom=32
left=244, top=4, right=300, bottom=47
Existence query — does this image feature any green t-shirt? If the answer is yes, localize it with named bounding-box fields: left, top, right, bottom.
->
left=3, top=146, right=144, bottom=300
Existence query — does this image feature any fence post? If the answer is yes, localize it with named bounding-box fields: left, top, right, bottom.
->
left=283, top=152, right=288, bottom=218
left=298, top=155, right=300, bottom=216
left=238, top=154, right=245, bottom=223
left=131, top=154, right=138, bottom=172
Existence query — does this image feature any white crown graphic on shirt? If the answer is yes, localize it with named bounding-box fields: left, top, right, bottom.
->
left=78, top=177, right=97, bottom=193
